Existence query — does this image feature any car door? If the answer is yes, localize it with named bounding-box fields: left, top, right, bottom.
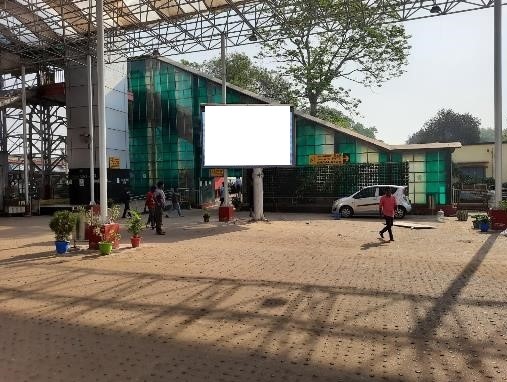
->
left=353, top=187, right=378, bottom=214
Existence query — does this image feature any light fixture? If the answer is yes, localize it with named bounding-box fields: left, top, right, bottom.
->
left=248, top=32, right=258, bottom=42
left=152, top=48, right=160, bottom=56
left=430, top=4, right=442, bottom=14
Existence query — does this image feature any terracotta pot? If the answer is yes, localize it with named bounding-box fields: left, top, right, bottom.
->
left=131, top=236, right=141, bottom=248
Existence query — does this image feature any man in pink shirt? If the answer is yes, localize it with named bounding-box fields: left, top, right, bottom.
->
left=379, top=188, right=397, bottom=241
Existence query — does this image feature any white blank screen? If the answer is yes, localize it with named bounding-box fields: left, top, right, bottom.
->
left=203, top=105, right=293, bottom=167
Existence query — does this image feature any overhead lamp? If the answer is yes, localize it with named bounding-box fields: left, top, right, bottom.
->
left=430, top=4, right=442, bottom=14
left=248, top=32, right=258, bottom=42
left=152, top=48, right=160, bottom=56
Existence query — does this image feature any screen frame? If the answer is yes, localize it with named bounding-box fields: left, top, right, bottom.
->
left=201, top=104, right=296, bottom=168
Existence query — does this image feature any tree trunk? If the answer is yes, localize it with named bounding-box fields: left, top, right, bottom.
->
left=308, top=94, right=318, bottom=116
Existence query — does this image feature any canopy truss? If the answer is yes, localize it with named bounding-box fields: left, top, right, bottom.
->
left=0, top=0, right=503, bottom=69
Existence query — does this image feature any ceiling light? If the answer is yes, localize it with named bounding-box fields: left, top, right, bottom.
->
left=430, top=5, right=442, bottom=14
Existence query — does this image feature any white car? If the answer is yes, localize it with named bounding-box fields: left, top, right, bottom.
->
left=332, top=185, right=411, bottom=219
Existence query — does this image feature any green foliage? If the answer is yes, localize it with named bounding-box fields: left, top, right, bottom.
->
left=183, top=53, right=299, bottom=106
left=49, top=210, right=77, bottom=242
left=498, top=200, right=507, bottom=210
left=127, top=210, right=144, bottom=237
left=257, top=0, right=410, bottom=115
left=312, top=105, right=378, bottom=138
left=408, top=109, right=481, bottom=144
left=479, top=128, right=507, bottom=143
left=456, top=210, right=469, bottom=221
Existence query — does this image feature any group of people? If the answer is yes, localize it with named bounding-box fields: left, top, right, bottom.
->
left=143, top=181, right=184, bottom=235
left=120, top=181, right=183, bottom=236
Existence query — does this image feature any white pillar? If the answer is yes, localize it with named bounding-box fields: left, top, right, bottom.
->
left=21, top=65, right=30, bottom=212
left=96, top=0, right=108, bottom=221
left=221, top=32, right=229, bottom=206
left=253, top=168, right=264, bottom=220
left=494, top=0, right=503, bottom=204
left=87, top=55, right=95, bottom=205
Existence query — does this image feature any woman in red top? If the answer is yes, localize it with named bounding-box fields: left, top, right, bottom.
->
left=379, top=188, right=397, bottom=241
left=145, top=185, right=156, bottom=229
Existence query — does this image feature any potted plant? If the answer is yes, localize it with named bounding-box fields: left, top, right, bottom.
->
left=49, top=210, right=77, bottom=254
left=470, top=214, right=483, bottom=229
left=203, top=209, right=210, bottom=223
left=86, top=204, right=121, bottom=250
left=456, top=210, right=468, bottom=221
left=478, top=215, right=491, bottom=232
left=95, top=226, right=121, bottom=255
left=127, top=210, right=144, bottom=248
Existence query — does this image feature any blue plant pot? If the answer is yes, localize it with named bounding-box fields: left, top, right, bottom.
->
left=479, top=222, right=490, bottom=232
left=55, top=240, right=69, bottom=254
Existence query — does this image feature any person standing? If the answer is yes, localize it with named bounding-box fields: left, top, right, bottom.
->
left=144, top=185, right=156, bottom=229
left=379, top=188, right=397, bottom=241
left=171, top=189, right=183, bottom=217
left=154, top=181, right=166, bottom=235
left=220, top=182, right=225, bottom=206
left=121, top=187, right=131, bottom=219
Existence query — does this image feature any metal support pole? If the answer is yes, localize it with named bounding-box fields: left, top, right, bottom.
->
left=494, top=0, right=503, bottom=203
left=21, top=66, right=30, bottom=213
left=96, top=0, right=108, bottom=221
left=221, top=32, right=229, bottom=207
left=87, top=55, right=95, bottom=205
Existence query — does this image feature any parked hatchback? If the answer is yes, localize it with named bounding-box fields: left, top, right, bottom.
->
left=331, top=185, right=411, bottom=219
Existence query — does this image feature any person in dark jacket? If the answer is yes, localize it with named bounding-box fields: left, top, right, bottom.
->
left=121, top=187, right=131, bottom=218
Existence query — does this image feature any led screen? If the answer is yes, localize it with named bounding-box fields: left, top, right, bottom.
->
left=203, top=105, right=293, bottom=167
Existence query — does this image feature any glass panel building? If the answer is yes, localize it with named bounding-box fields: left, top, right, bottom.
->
left=128, top=57, right=458, bottom=209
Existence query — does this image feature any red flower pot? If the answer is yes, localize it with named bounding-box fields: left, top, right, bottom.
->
left=88, top=223, right=120, bottom=250
left=131, top=236, right=141, bottom=248
left=489, top=209, right=507, bottom=231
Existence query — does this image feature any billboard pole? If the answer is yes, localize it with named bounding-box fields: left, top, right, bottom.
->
left=494, top=0, right=503, bottom=203
left=221, top=32, right=229, bottom=207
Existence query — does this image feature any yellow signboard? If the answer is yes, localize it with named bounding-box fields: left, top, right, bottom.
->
left=109, top=156, right=120, bottom=169
left=209, top=168, right=225, bottom=177
left=309, top=153, right=350, bottom=165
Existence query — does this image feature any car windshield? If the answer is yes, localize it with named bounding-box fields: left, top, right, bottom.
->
left=354, top=187, right=376, bottom=199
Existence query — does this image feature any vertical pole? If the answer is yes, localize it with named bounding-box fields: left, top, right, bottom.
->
left=21, top=66, right=30, bottom=213
left=221, top=32, right=229, bottom=207
left=253, top=168, right=264, bottom=220
left=494, top=0, right=503, bottom=204
left=96, top=0, right=108, bottom=221
left=87, top=55, right=95, bottom=205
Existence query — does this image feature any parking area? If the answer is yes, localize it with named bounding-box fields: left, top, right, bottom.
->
left=0, top=212, right=506, bottom=381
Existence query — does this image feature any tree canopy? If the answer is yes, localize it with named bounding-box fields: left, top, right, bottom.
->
left=407, top=109, right=481, bottom=144
left=479, top=127, right=507, bottom=143
left=311, top=106, right=378, bottom=139
left=258, top=0, right=410, bottom=115
left=181, top=53, right=299, bottom=106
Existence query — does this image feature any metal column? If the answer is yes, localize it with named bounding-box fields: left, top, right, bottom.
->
left=87, top=55, right=95, bottom=205
left=96, top=0, right=107, bottom=221
left=221, top=32, right=229, bottom=206
left=494, top=0, right=503, bottom=203
left=21, top=66, right=30, bottom=212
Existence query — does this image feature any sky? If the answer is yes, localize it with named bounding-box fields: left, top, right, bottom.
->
left=175, top=7, right=507, bottom=145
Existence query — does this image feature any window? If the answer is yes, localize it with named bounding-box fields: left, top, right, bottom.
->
left=354, top=187, right=376, bottom=199
left=459, top=166, right=486, bottom=179
left=378, top=187, right=398, bottom=196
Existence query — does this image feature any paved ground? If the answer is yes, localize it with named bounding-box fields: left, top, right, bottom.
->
left=0, top=210, right=506, bottom=381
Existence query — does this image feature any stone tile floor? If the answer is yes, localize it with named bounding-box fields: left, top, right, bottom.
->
left=0, top=212, right=506, bottom=381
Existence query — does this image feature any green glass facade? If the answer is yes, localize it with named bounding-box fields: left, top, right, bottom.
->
left=128, top=57, right=453, bottom=207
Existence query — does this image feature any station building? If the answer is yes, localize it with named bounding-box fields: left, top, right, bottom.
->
left=126, top=56, right=459, bottom=211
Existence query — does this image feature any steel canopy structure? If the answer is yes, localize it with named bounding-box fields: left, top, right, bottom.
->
left=0, top=0, right=504, bottom=66
left=0, top=0, right=504, bottom=218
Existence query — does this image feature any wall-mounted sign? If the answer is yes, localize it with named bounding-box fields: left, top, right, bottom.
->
left=109, top=156, right=120, bottom=169
left=309, top=153, right=350, bottom=165
left=209, top=168, right=224, bottom=177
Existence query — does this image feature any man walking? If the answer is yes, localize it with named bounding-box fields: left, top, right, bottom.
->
left=171, top=189, right=183, bottom=217
left=144, top=185, right=156, bottom=229
left=154, top=181, right=166, bottom=235
left=379, top=188, right=397, bottom=242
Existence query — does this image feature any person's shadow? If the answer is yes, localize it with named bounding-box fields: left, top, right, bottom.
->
left=360, top=239, right=387, bottom=251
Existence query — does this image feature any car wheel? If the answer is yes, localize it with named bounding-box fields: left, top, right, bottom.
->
left=340, top=206, right=354, bottom=218
left=395, top=206, right=406, bottom=219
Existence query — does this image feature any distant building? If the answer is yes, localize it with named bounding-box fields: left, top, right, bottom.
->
left=453, top=142, right=507, bottom=180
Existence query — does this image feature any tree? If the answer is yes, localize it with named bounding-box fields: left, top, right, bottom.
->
left=258, top=0, right=410, bottom=116
left=181, top=53, right=299, bottom=106
left=311, top=106, right=378, bottom=138
left=479, top=127, right=507, bottom=142
left=407, top=109, right=481, bottom=144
